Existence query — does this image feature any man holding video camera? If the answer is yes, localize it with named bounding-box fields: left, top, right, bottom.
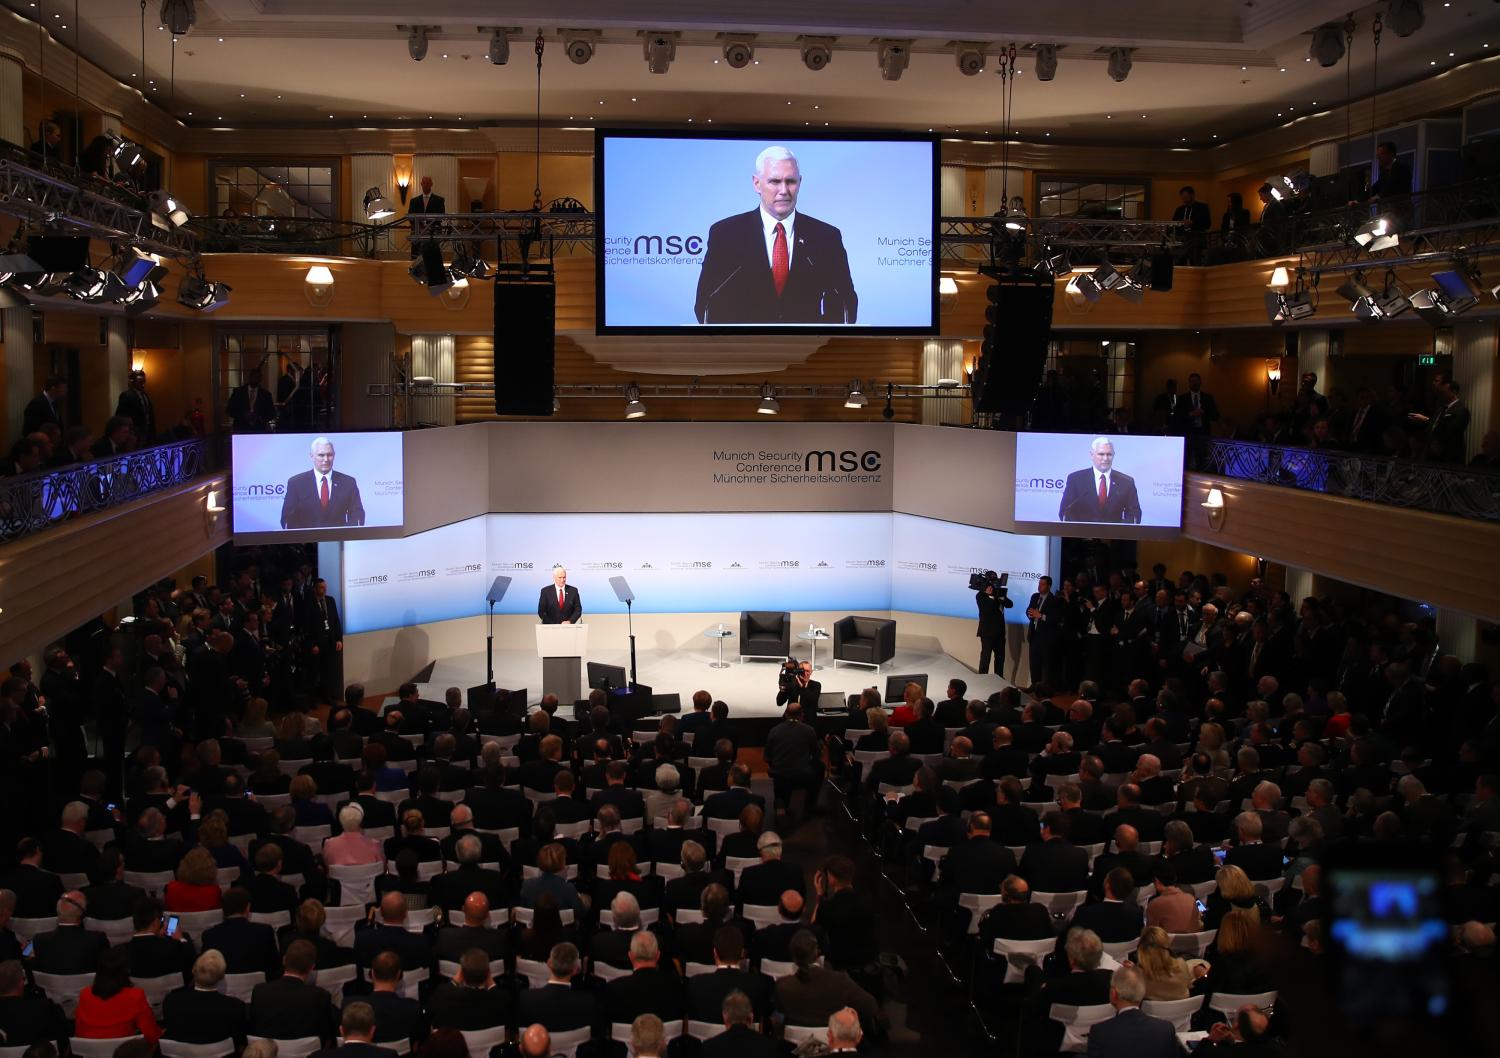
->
left=975, top=571, right=1010, bottom=676
left=775, top=657, right=821, bottom=713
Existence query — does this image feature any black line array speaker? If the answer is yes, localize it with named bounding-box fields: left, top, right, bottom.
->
left=972, top=281, right=1054, bottom=416
left=493, top=280, right=556, bottom=416
left=1149, top=252, right=1175, bottom=292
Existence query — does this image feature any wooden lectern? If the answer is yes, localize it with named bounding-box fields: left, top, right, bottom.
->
left=536, top=625, right=587, bottom=703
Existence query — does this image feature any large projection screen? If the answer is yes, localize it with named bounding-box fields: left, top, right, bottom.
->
left=231, top=431, right=406, bottom=543
left=596, top=131, right=938, bottom=335
left=1012, top=432, right=1186, bottom=540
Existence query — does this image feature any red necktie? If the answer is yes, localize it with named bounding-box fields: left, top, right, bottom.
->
left=772, top=222, right=789, bottom=296
left=1097, top=474, right=1108, bottom=509
left=319, top=476, right=329, bottom=509
left=558, top=588, right=565, bottom=608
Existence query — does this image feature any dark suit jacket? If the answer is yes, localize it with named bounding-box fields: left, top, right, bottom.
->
left=21, top=393, right=63, bottom=436
left=310, top=1044, right=400, bottom=1058
left=1066, top=900, right=1144, bottom=944
left=0, top=990, right=68, bottom=1048
left=304, top=595, right=343, bottom=650
left=81, top=880, right=145, bottom=922
left=687, top=966, right=774, bottom=1020
left=425, top=981, right=511, bottom=1031
left=703, top=788, right=764, bottom=820
left=30, top=924, right=109, bottom=974
left=513, top=981, right=596, bottom=1033
left=1058, top=468, right=1142, bottom=524
left=353, top=922, right=433, bottom=974
left=162, top=986, right=249, bottom=1044
left=280, top=470, right=366, bottom=529
left=701, top=1023, right=782, bottom=1058
left=694, top=209, right=857, bottom=325
left=940, top=837, right=1017, bottom=896
left=1020, top=839, right=1090, bottom=894
left=364, top=989, right=428, bottom=1044
left=537, top=584, right=582, bottom=624
left=432, top=923, right=509, bottom=965
left=407, top=193, right=446, bottom=215
left=1172, top=200, right=1211, bottom=231
left=227, top=385, right=276, bottom=432
left=737, top=860, right=805, bottom=907
left=1085, top=1007, right=1179, bottom=1058
left=115, top=388, right=156, bottom=442
left=125, top=932, right=195, bottom=981
left=604, top=965, right=685, bottom=1024
left=1225, top=842, right=1285, bottom=882
left=202, top=917, right=282, bottom=977
left=248, top=974, right=335, bottom=1042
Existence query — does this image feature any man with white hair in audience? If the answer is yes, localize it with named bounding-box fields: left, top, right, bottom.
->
left=590, top=890, right=643, bottom=969
left=700, top=990, right=777, bottom=1058
left=322, top=804, right=383, bottom=865
left=41, top=801, right=100, bottom=877
left=644, top=764, right=681, bottom=824
left=162, top=947, right=249, bottom=1045
left=1251, top=780, right=1290, bottom=844
left=1085, top=963, right=1178, bottom=1057
left=629, top=1013, right=666, bottom=1058
left=826, top=1006, right=865, bottom=1054
left=604, top=931, right=684, bottom=1026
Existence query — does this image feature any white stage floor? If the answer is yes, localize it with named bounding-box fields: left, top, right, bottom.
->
left=411, top=642, right=1014, bottom=720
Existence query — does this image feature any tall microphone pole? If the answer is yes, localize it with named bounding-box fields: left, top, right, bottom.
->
left=484, top=576, right=512, bottom=691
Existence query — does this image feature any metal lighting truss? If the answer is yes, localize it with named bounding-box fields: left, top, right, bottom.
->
left=0, top=157, right=198, bottom=261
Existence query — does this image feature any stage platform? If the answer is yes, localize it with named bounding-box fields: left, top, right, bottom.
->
left=405, top=641, right=1014, bottom=724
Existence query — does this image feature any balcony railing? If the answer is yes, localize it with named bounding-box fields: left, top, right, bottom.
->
left=1203, top=438, right=1500, bottom=523
left=0, top=437, right=214, bottom=543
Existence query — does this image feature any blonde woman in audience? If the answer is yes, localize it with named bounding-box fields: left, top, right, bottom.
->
left=1132, top=925, right=1207, bottom=1000
left=1203, top=864, right=1269, bottom=929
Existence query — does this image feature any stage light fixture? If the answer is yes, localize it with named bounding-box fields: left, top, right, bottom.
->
left=120, top=279, right=161, bottom=314
left=643, top=32, right=677, bottom=74
left=877, top=39, right=911, bottom=81
left=15, top=272, right=64, bottom=297
left=1309, top=24, right=1346, bottom=67
left=624, top=383, right=647, bottom=419
left=450, top=246, right=494, bottom=280
left=563, top=31, right=598, bottom=65
left=1338, top=273, right=1385, bottom=322
left=1353, top=215, right=1400, bottom=252
left=1037, top=250, right=1070, bottom=278
left=114, top=247, right=166, bottom=288
left=0, top=251, right=43, bottom=284
left=1034, top=44, right=1059, bottom=81
left=177, top=273, right=231, bottom=312
left=1281, top=291, right=1315, bottom=320
left=63, top=268, right=111, bottom=302
left=408, top=252, right=453, bottom=295
left=160, top=0, right=194, bottom=36
left=1431, top=268, right=1482, bottom=314
left=954, top=42, right=986, bottom=76
left=1066, top=272, right=1103, bottom=303
left=486, top=27, right=510, bottom=65
left=363, top=187, right=394, bottom=221
left=721, top=34, right=756, bottom=69
left=1387, top=0, right=1425, bottom=37
left=800, top=36, right=834, bottom=71
left=757, top=383, right=781, bottom=416
left=406, top=25, right=430, bottom=62
left=1376, top=273, right=1412, bottom=317
left=1112, top=265, right=1146, bottom=303
left=881, top=390, right=895, bottom=420
left=844, top=380, right=868, bottom=409
left=148, top=190, right=190, bottom=229
left=1107, top=47, right=1133, bottom=82
left=1268, top=170, right=1311, bottom=202
left=107, top=134, right=144, bottom=176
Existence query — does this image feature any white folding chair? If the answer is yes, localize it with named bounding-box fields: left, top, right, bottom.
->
left=328, top=861, right=385, bottom=906
left=512, top=906, right=575, bottom=926
left=176, top=909, right=225, bottom=939
left=1032, top=890, right=1088, bottom=918
left=991, top=937, right=1055, bottom=984
left=958, top=892, right=1003, bottom=935
left=760, top=959, right=796, bottom=978
left=84, top=829, right=116, bottom=850
left=1168, top=929, right=1217, bottom=958
left=257, top=793, right=293, bottom=809
left=240, top=736, right=274, bottom=752
left=85, top=916, right=135, bottom=944
left=1048, top=1003, right=1115, bottom=1053
left=1080, top=843, right=1106, bottom=868
left=654, top=862, right=685, bottom=880
left=58, top=872, right=91, bottom=889
left=278, top=759, right=314, bottom=776
left=704, top=817, right=739, bottom=842
left=220, top=971, right=265, bottom=1001
left=322, top=905, right=365, bottom=947
left=249, top=911, right=291, bottom=929
left=725, top=856, right=758, bottom=885
left=247, top=1038, right=320, bottom=1058
left=135, top=971, right=184, bottom=1014
left=405, top=907, right=438, bottom=931
left=555, top=821, right=591, bottom=840
left=1100, top=940, right=1137, bottom=962
left=70, top=1037, right=144, bottom=1058
left=314, top=964, right=358, bottom=1003
left=513, top=957, right=551, bottom=989
left=1207, top=990, right=1277, bottom=1016
left=1256, top=877, right=1286, bottom=897
left=550, top=1027, right=592, bottom=1058
left=123, top=871, right=174, bottom=897
left=742, top=903, right=781, bottom=925
left=398, top=967, right=428, bottom=1000
left=292, top=825, right=332, bottom=845
left=1188, top=881, right=1217, bottom=902
left=686, top=1020, right=727, bottom=1040
left=34, top=971, right=94, bottom=1016
left=215, top=867, right=241, bottom=890
left=459, top=1026, right=508, bottom=1058
left=160, top=1040, right=237, bottom=1058
left=610, top=1022, right=682, bottom=1044
left=782, top=1025, right=822, bottom=1045
left=676, top=908, right=705, bottom=924
left=593, top=961, right=630, bottom=981
left=1141, top=995, right=1206, bottom=1032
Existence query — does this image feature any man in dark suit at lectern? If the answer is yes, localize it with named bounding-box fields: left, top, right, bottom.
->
left=538, top=566, right=582, bottom=625
left=280, top=436, right=366, bottom=530
left=694, top=146, right=857, bottom=325
left=1058, top=437, right=1142, bottom=525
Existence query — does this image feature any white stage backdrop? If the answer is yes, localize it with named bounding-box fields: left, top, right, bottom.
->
left=343, top=511, right=1055, bottom=634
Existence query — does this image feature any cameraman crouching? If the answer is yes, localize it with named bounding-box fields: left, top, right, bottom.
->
left=775, top=657, right=822, bottom=714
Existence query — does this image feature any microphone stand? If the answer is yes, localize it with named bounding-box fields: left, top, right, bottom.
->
left=626, top=597, right=638, bottom=691
left=486, top=595, right=496, bottom=689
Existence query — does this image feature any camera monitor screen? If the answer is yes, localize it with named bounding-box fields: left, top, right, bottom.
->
left=1013, top=432, right=1185, bottom=536
left=596, top=131, right=938, bottom=335
left=1328, top=866, right=1450, bottom=1021
left=587, top=662, right=628, bottom=691
left=231, top=431, right=405, bottom=537
left=884, top=673, right=928, bottom=704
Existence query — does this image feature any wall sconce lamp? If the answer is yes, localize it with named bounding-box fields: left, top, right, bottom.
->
left=1267, top=266, right=1291, bottom=290
left=1265, top=358, right=1282, bottom=396
left=304, top=265, right=335, bottom=307
left=206, top=487, right=226, bottom=532
left=1201, top=486, right=1226, bottom=530
left=395, top=173, right=411, bottom=204
left=206, top=489, right=226, bottom=513
left=938, top=274, right=959, bottom=313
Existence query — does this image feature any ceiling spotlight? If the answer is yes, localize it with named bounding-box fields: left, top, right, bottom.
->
left=1309, top=24, right=1346, bottom=67
left=159, top=0, right=194, bottom=36
left=363, top=187, right=394, bottom=220
left=1429, top=268, right=1482, bottom=313
left=1337, top=273, right=1384, bottom=321
left=1375, top=273, right=1412, bottom=317
left=107, top=134, right=144, bottom=176
left=954, top=42, right=986, bottom=76
left=1354, top=215, right=1400, bottom=252
left=1386, top=0, right=1425, bottom=37
left=148, top=190, right=190, bottom=228
left=800, top=36, right=834, bottom=71
left=1036, top=250, right=1070, bottom=278
left=1066, top=272, right=1103, bottom=303
left=450, top=246, right=494, bottom=280
left=643, top=32, right=678, bottom=74
left=624, top=383, right=647, bottom=419
left=113, top=247, right=167, bottom=288
left=757, top=383, right=781, bottom=416
left=177, top=273, right=231, bottom=312
left=120, top=279, right=161, bottom=315
left=877, top=39, right=911, bottom=81
left=563, top=30, right=598, bottom=64
left=404, top=25, right=431, bottom=62
left=844, top=380, right=868, bottom=409
left=480, top=27, right=509, bottom=65
left=1266, top=288, right=1315, bottom=323
left=63, top=268, right=111, bottom=302
left=408, top=245, right=453, bottom=295
left=1034, top=44, right=1059, bottom=81
left=721, top=34, right=756, bottom=69
left=1106, top=47, right=1133, bottom=82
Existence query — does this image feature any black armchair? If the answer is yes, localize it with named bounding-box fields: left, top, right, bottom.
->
left=832, top=616, right=897, bottom=670
left=739, top=610, right=791, bottom=662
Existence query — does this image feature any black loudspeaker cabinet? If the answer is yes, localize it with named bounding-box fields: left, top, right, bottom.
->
left=972, top=282, right=1054, bottom=416
left=1149, top=252, right=1174, bottom=292
left=493, top=280, right=556, bottom=416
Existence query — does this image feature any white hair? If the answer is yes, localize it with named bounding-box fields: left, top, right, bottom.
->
left=1090, top=436, right=1115, bottom=452
left=754, top=145, right=798, bottom=176
left=338, top=803, right=364, bottom=832
left=309, top=435, right=334, bottom=454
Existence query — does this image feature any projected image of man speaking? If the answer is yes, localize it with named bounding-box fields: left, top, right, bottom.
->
left=693, top=145, right=857, bottom=325
left=279, top=436, right=366, bottom=529
left=1058, top=437, right=1142, bottom=524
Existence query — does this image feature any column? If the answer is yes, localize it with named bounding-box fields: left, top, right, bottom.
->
left=409, top=334, right=455, bottom=427
left=3, top=307, right=34, bottom=440
left=921, top=339, right=964, bottom=426
left=1297, top=329, right=1332, bottom=394
left=1452, top=321, right=1496, bottom=461
left=1308, top=143, right=1339, bottom=179
left=1283, top=566, right=1315, bottom=605
left=983, top=167, right=1024, bottom=214
left=0, top=48, right=24, bottom=147
left=105, top=317, right=129, bottom=416
left=1436, top=610, right=1477, bottom=664
left=351, top=153, right=396, bottom=254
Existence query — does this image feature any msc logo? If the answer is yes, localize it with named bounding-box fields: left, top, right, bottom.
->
left=805, top=450, right=882, bottom=472
left=447, top=563, right=482, bottom=575
left=633, top=234, right=705, bottom=256
left=496, top=562, right=534, bottom=570
left=1021, top=476, right=1065, bottom=489
left=233, top=482, right=286, bottom=497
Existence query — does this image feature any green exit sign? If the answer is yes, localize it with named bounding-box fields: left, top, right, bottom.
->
left=1418, top=354, right=1436, bottom=366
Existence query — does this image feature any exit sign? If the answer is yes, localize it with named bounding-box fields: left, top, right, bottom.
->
left=1418, top=354, right=1436, bottom=365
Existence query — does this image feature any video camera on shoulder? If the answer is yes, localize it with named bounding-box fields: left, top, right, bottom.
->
left=968, top=569, right=1014, bottom=606
left=779, top=656, right=803, bottom=689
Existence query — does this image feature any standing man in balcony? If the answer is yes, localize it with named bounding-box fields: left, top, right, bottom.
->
left=227, top=367, right=276, bottom=433
left=1173, top=372, right=1219, bottom=470
left=1409, top=376, right=1469, bottom=463
left=407, top=176, right=446, bottom=259
left=21, top=376, right=67, bottom=437
left=115, top=369, right=156, bottom=446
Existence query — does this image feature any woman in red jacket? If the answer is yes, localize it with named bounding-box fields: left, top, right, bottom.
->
left=74, top=946, right=162, bottom=1046
left=163, top=846, right=223, bottom=912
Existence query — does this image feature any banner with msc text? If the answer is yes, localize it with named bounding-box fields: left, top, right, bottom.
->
left=232, top=431, right=405, bottom=539
left=342, top=510, right=1055, bottom=634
